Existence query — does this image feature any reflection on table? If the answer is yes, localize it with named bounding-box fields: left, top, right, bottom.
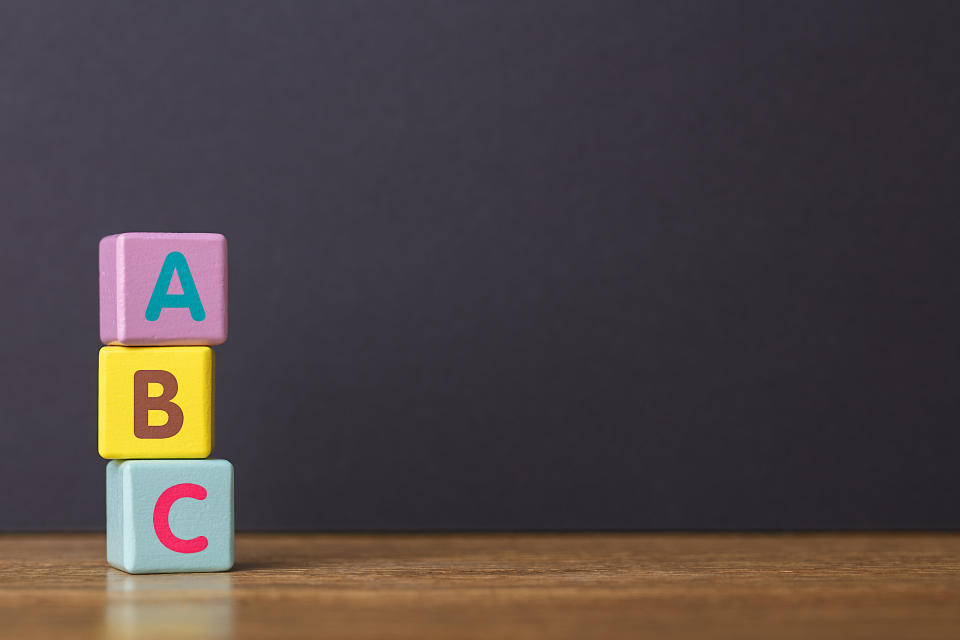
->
left=104, top=571, right=233, bottom=639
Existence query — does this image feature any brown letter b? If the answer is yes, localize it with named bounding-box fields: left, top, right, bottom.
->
left=133, top=370, right=184, bottom=439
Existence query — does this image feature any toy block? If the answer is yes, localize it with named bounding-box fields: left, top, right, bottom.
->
left=99, top=346, right=214, bottom=459
left=100, top=232, right=227, bottom=346
left=107, top=459, right=234, bottom=574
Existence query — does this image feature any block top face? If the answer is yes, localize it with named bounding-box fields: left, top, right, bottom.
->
left=100, top=232, right=227, bottom=346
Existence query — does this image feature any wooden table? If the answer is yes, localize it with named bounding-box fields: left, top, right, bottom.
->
left=1, top=533, right=959, bottom=638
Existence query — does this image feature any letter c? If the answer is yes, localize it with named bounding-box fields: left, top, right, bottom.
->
left=153, top=483, right=209, bottom=553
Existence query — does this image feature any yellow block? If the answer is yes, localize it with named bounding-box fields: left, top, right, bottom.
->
left=99, top=346, right=214, bottom=459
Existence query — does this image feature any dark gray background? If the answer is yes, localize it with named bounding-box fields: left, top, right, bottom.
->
left=2, top=1, right=958, bottom=530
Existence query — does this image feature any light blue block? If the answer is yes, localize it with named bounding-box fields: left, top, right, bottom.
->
left=106, top=459, right=234, bottom=574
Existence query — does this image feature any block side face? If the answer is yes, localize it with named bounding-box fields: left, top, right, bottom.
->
left=222, top=460, right=235, bottom=570
left=98, top=346, right=213, bottom=459
left=98, top=348, right=109, bottom=457
left=105, top=462, right=124, bottom=568
left=220, top=236, right=228, bottom=343
left=209, top=349, right=216, bottom=454
left=123, top=460, right=234, bottom=574
left=114, top=233, right=227, bottom=346
left=99, top=235, right=119, bottom=344
left=120, top=462, right=139, bottom=573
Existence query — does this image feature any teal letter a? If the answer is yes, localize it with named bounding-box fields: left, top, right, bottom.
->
left=145, top=251, right=206, bottom=321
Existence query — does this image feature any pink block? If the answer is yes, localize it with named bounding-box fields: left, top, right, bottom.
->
left=100, top=233, right=228, bottom=345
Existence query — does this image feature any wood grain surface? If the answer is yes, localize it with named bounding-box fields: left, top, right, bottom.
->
left=1, top=533, right=959, bottom=639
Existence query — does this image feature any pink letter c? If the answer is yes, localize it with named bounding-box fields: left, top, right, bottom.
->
left=153, top=483, right=209, bottom=553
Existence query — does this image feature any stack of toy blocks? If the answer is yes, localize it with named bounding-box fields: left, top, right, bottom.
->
left=99, top=232, right=233, bottom=574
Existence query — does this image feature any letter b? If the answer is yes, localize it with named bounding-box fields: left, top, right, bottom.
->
left=133, top=370, right=184, bottom=439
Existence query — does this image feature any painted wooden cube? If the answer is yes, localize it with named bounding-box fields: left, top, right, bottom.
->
left=100, top=232, right=227, bottom=346
left=99, top=346, right=214, bottom=459
left=107, top=459, right=234, bottom=574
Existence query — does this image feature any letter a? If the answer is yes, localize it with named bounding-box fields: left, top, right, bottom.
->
left=145, top=251, right=206, bottom=321
left=133, top=370, right=185, bottom=439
